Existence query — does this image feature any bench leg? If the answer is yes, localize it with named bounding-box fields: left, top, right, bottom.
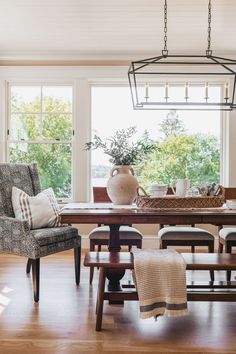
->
left=89, top=241, right=96, bottom=284
left=226, top=243, right=232, bottom=281
left=208, top=243, right=215, bottom=282
left=96, top=267, right=106, bottom=331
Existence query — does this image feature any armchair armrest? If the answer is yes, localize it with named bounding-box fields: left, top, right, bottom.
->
left=0, top=216, right=40, bottom=258
left=0, top=215, right=30, bottom=232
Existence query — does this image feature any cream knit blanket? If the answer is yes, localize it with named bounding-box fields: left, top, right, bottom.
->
left=132, top=249, right=188, bottom=319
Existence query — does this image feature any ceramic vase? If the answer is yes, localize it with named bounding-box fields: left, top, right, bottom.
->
left=107, top=165, right=138, bottom=205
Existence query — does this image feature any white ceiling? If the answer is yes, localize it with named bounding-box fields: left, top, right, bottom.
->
left=0, top=0, right=235, bottom=61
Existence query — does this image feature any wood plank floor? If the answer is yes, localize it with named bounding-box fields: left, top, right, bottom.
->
left=0, top=250, right=236, bottom=354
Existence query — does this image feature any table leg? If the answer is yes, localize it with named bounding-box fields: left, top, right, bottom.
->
left=106, top=224, right=125, bottom=300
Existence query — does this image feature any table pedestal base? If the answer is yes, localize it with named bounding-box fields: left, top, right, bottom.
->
left=107, top=224, right=126, bottom=303
left=106, top=269, right=125, bottom=304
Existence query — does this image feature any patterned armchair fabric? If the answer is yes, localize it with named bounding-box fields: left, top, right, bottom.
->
left=0, top=163, right=41, bottom=217
left=0, top=163, right=81, bottom=259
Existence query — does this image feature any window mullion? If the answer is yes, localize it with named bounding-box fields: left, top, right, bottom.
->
left=40, top=85, right=43, bottom=140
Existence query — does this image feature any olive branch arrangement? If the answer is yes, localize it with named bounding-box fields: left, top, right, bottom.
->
left=85, top=126, right=155, bottom=165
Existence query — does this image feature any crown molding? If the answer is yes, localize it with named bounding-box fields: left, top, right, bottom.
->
left=0, top=50, right=155, bottom=62
left=0, top=50, right=236, bottom=66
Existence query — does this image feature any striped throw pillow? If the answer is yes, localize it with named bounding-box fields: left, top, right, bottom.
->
left=12, top=187, right=61, bottom=229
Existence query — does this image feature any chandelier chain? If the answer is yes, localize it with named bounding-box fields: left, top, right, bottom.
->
left=206, top=0, right=212, bottom=56
left=162, top=0, right=168, bottom=56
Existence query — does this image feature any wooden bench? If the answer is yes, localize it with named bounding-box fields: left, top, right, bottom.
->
left=84, top=251, right=236, bottom=331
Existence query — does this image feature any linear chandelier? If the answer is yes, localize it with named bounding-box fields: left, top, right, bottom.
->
left=128, top=0, right=236, bottom=111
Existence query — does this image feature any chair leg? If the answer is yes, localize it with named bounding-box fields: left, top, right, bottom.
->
left=90, top=241, right=95, bottom=284
left=128, top=240, right=142, bottom=252
left=191, top=245, right=195, bottom=253
left=208, top=243, right=215, bottom=282
left=97, top=245, right=102, bottom=270
left=137, top=240, right=142, bottom=249
left=162, top=241, right=167, bottom=249
left=31, top=259, right=40, bottom=303
left=218, top=240, right=224, bottom=253
left=226, top=242, right=232, bottom=281
left=74, top=246, right=81, bottom=285
left=26, top=258, right=32, bottom=274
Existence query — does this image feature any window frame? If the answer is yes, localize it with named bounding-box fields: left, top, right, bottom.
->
left=4, top=77, right=228, bottom=203
left=89, top=81, right=226, bottom=190
left=6, top=82, right=75, bottom=202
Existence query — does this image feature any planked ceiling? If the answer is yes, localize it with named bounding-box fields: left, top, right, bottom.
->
left=0, top=0, right=235, bottom=61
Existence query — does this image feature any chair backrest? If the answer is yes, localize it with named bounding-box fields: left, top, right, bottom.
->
left=93, top=187, right=111, bottom=203
left=0, top=163, right=41, bottom=217
left=224, top=187, right=236, bottom=200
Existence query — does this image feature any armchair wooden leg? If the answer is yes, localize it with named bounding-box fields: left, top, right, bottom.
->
left=26, top=258, right=32, bottom=274
left=74, top=246, right=81, bottom=285
left=31, top=259, right=40, bottom=303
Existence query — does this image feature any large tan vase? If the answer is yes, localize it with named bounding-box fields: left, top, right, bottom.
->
left=107, top=165, right=138, bottom=205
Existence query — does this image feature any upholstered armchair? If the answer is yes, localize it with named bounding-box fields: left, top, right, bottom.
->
left=0, top=163, right=81, bottom=302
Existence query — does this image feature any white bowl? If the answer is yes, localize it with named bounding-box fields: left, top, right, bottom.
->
left=226, top=199, right=236, bottom=208
left=151, top=184, right=168, bottom=190
left=151, top=190, right=167, bottom=197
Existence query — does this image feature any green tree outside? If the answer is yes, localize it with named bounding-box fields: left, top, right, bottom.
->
left=136, top=112, right=220, bottom=190
left=10, top=94, right=72, bottom=198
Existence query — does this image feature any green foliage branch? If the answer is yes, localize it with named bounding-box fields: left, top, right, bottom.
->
left=85, top=126, right=155, bottom=165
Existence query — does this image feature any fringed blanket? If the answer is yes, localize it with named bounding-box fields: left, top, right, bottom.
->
left=132, top=248, right=188, bottom=319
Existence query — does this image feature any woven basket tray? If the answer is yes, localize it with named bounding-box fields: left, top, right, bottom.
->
left=136, top=186, right=225, bottom=209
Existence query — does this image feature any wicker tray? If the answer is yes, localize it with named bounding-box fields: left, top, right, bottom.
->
left=136, top=186, right=225, bottom=209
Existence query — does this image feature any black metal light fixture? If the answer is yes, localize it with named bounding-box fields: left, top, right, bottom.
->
left=128, top=0, right=236, bottom=111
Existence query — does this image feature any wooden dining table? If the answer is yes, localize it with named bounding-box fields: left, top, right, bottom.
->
left=60, top=203, right=236, bottom=292
left=60, top=203, right=236, bottom=251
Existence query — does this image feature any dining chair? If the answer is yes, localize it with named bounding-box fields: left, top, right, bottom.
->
left=158, top=186, right=215, bottom=281
left=0, top=163, right=81, bottom=302
left=88, top=186, right=143, bottom=284
left=158, top=226, right=215, bottom=281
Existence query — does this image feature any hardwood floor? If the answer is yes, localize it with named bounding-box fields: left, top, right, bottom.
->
left=0, top=250, right=236, bottom=354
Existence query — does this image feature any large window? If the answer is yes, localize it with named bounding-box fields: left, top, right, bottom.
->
left=91, top=85, right=221, bottom=190
left=8, top=85, right=73, bottom=199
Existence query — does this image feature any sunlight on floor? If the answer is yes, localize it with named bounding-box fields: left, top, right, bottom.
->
left=0, top=286, right=13, bottom=315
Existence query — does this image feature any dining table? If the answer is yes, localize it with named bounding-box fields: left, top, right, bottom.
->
left=60, top=202, right=236, bottom=292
